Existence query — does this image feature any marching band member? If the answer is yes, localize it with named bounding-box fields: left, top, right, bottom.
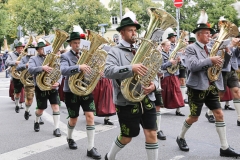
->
left=5, top=42, right=25, bottom=113
left=28, top=42, right=61, bottom=137
left=60, top=32, right=101, bottom=159
left=167, top=33, right=177, bottom=51
left=104, top=15, right=159, bottom=160
left=176, top=16, right=240, bottom=157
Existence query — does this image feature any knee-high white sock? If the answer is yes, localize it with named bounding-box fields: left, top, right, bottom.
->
left=35, top=111, right=42, bottom=123
left=233, top=100, right=240, bottom=121
left=105, top=116, right=109, bottom=120
left=67, top=122, right=75, bottom=139
left=107, top=137, right=125, bottom=160
left=86, top=125, right=95, bottom=151
left=207, top=109, right=213, bottom=115
left=156, top=111, right=161, bottom=132
left=146, top=142, right=158, bottom=160
left=216, top=121, right=229, bottom=150
left=53, top=111, right=60, bottom=129
left=179, top=120, right=191, bottom=139
left=25, top=104, right=31, bottom=112
left=225, top=101, right=229, bottom=106
left=180, top=86, right=186, bottom=100
left=15, top=97, right=20, bottom=106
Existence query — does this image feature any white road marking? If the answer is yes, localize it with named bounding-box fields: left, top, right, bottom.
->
left=0, top=112, right=117, bottom=160
left=170, top=155, right=185, bottom=160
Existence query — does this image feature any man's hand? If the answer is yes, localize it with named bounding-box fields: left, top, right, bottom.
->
left=157, top=72, right=163, bottom=77
left=26, top=63, right=28, bottom=67
left=142, top=82, right=155, bottom=95
left=79, top=64, right=91, bottom=74
left=42, top=64, right=53, bottom=73
left=210, top=56, right=223, bottom=66
left=132, top=64, right=148, bottom=76
left=51, top=82, right=60, bottom=89
left=15, top=61, right=21, bottom=65
left=99, top=71, right=104, bottom=77
left=169, top=58, right=177, bottom=65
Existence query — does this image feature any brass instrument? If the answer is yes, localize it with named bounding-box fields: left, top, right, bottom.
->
left=36, top=29, right=69, bottom=91
left=10, top=36, right=33, bottom=79
left=120, top=7, right=177, bottom=102
left=20, top=69, right=34, bottom=86
left=207, top=20, right=239, bottom=82
left=166, top=31, right=187, bottom=74
left=68, top=30, right=108, bottom=96
left=107, top=37, right=116, bottom=46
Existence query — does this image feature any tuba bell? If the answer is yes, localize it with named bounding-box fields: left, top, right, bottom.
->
left=120, top=8, right=177, bottom=102
left=207, top=20, right=239, bottom=82
left=10, top=36, right=33, bottom=79
left=36, top=29, right=69, bottom=91
left=68, top=30, right=108, bottom=96
left=166, top=31, right=188, bottom=74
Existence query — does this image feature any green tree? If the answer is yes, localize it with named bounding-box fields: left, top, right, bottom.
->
left=163, top=0, right=239, bottom=33
left=109, top=0, right=162, bottom=31
left=55, top=0, right=111, bottom=33
left=0, top=2, right=11, bottom=49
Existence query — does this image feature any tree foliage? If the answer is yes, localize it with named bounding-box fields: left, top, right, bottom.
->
left=163, top=0, right=239, bottom=33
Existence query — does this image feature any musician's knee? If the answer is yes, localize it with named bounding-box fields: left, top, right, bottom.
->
left=85, top=112, right=94, bottom=125
left=186, top=116, right=199, bottom=124
left=213, top=109, right=223, bottom=121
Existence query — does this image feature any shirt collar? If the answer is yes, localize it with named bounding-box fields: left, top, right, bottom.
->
left=120, top=39, right=135, bottom=48
left=196, top=41, right=205, bottom=49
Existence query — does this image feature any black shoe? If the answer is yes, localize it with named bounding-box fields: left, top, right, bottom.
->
left=224, top=105, right=235, bottom=110
left=205, top=112, right=215, bottom=123
left=176, top=111, right=185, bottom=116
left=34, top=122, right=40, bottom=132
left=24, top=111, right=30, bottom=120
left=220, top=146, right=240, bottom=158
left=184, top=99, right=188, bottom=104
left=67, top=138, right=77, bottom=150
left=87, top=147, right=101, bottom=159
left=53, top=128, right=61, bottom=137
left=20, top=105, right=24, bottom=109
left=104, top=119, right=114, bottom=125
left=176, top=137, right=189, bottom=151
left=237, top=120, right=240, bottom=126
left=105, top=153, right=108, bottom=160
left=39, top=117, right=44, bottom=125
left=157, top=130, right=166, bottom=140
left=15, top=106, right=19, bottom=113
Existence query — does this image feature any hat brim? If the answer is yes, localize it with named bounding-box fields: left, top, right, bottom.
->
left=67, top=37, right=81, bottom=42
left=167, top=35, right=177, bottom=39
left=14, top=45, right=24, bottom=48
left=116, top=23, right=141, bottom=32
left=192, top=27, right=214, bottom=34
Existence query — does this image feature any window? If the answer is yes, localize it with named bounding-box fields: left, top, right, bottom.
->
left=112, top=16, right=118, bottom=24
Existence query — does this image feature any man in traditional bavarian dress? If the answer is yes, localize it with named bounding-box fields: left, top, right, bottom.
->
left=60, top=32, right=101, bottom=159
left=104, top=16, right=159, bottom=160
left=167, top=33, right=177, bottom=51
left=188, top=37, right=196, bottom=44
left=5, top=42, right=25, bottom=113
left=176, top=21, right=240, bottom=158
left=28, top=42, right=61, bottom=137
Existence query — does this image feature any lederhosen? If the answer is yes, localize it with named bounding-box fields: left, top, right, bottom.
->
left=12, top=52, right=24, bottom=94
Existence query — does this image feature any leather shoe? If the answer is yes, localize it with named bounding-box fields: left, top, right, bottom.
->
left=205, top=112, right=215, bottom=123
left=220, top=146, right=240, bottom=158
left=157, top=130, right=166, bottom=140
left=184, top=99, right=188, bottom=104
left=105, top=153, right=108, bottom=160
left=34, top=122, right=40, bottom=132
left=224, top=105, right=235, bottom=110
left=39, top=117, right=44, bottom=125
left=237, top=120, right=240, bottom=126
left=104, top=119, right=114, bottom=125
left=176, top=137, right=189, bottom=151
left=24, top=111, right=30, bottom=120
left=15, top=106, right=19, bottom=113
left=67, top=138, right=77, bottom=149
left=176, top=111, right=185, bottom=116
left=53, top=128, right=61, bottom=137
left=87, top=147, right=101, bottom=159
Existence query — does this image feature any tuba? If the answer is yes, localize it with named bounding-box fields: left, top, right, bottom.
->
left=36, top=29, right=69, bottom=91
left=10, top=36, right=33, bottom=79
left=166, top=31, right=188, bottom=74
left=68, top=30, right=108, bottom=96
left=120, top=8, right=177, bottom=102
left=207, top=20, right=239, bottom=82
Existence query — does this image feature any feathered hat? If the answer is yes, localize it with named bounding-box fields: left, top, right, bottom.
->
left=67, top=25, right=86, bottom=42
left=116, top=8, right=141, bottom=32
left=192, top=10, right=214, bottom=34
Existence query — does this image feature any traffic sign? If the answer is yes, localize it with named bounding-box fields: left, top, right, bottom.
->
left=174, top=0, right=183, bottom=8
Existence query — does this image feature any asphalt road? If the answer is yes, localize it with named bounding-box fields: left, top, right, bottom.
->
left=0, top=71, right=239, bottom=160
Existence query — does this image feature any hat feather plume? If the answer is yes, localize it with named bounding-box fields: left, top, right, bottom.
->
left=197, top=10, right=208, bottom=24
left=123, top=8, right=137, bottom=23
left=73, top=25, right=84, bottom=34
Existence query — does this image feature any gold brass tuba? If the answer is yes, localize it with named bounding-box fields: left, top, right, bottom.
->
left=166, top=31, right=188, bottom=74
left=68, top=30, right=108, bottom=96
left=36, top=29, right=69, bottom=91
left=207, top=20, right=239, bottom=82
left=10, top=36, right=33, bottom=79
left=120, top=8, right=177, bottom=102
